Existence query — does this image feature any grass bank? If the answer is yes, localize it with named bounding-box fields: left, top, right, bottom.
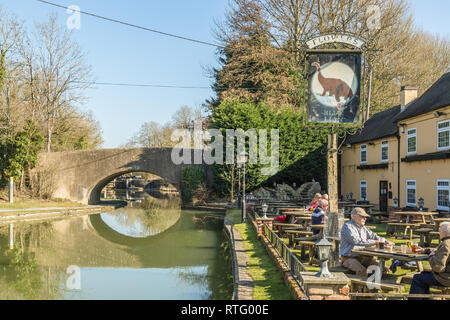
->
left=229, top=209, right=293, bottom=300
left=0, top=198, right=84, bottom=210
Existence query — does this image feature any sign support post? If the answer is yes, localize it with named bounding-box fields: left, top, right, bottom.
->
left=327, top=132, right=339, bottom=214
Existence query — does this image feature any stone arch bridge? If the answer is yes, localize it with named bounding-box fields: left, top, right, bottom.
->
left=37, top=148, right=212, bottom=204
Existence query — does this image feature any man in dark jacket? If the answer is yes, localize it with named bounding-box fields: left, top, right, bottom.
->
left=409, top=222, right=450, bottom=298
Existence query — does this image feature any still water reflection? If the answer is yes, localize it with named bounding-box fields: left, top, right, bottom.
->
left=0, top=194, right=233, bottom=300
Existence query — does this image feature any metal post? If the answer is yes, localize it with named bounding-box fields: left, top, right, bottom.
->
left=242, top=163, right=246, bottom=223
left=9, top=177, right=14, bottom=204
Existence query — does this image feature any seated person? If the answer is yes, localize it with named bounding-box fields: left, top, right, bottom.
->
left=409, top=222, right=450, bottom=299
left=311, top=199, right=328, bottom=236
left=308, top=193, right=322, bottom=212
left=274, top=214, right=290, bottom=223
left=339, top=207, right=394, bottom=277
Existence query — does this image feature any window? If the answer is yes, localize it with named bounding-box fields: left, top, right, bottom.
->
left=406, top=180, right=416, bottom=207
left=360, top=144, right=367, bottom=163
left=381, top=141, right=389, bottom=162
left=360, top=180, right=367, bottom=201
left=437, top=120, right=450, bottom=150
left=407, top=129, right=417, bottom=154
left=437, top=180, right=450, bottom=210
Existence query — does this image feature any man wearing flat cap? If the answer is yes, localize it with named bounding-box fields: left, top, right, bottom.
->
left=340, top=207, right=394, bottom=277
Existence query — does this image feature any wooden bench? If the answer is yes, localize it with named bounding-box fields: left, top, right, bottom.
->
left=387, top=222, right=422, bottom=239
left=369, top=211, right=388, bottom=223
left=295, top=239, right=317, bottom=264
left=414, top=227, right=434, bottom=247
left=284, top=230, right=313, bottom=246
left=346, top=274, right=406, bottom=293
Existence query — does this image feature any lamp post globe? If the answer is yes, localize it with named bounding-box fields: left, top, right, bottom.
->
left=262, top=203, right=268, bottom=219
left=418, top=197, right=424, bottom=212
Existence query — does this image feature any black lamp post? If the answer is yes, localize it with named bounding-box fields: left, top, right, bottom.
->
left=238, top=151, right=249, bottom=223
left=315, top=237, right=333, bottom=278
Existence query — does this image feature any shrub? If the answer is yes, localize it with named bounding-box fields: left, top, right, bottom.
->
left=181, top=167, right=206, bottom=203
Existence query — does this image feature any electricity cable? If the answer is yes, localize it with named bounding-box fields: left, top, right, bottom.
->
left=35, top=0, right=225, bottom=49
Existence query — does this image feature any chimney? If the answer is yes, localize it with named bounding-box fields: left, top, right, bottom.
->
left=400, top=85, right=418, bottom=111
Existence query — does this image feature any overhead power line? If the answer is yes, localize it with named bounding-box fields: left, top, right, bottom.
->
left=35, top=0, right=224, bottom=49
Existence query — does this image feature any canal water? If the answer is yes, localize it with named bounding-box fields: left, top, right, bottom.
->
left=0, top=193, right=233, bottom=300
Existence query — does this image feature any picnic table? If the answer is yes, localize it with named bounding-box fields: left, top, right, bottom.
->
left=352, top=247, right=429, bottom=276
left=392, top=211, right=439, bottom=224
left=338, top=201, right=355, bottom=208
left=432, top=217, right=450, bottom=229
left=413, top=217, right=450, bottom=246
left=344, top=203, right=375, bottom=214
left=388, top=211, right=439, bottom=240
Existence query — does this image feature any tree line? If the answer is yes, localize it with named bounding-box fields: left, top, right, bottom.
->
left=0, top=7, right=102, bottom=192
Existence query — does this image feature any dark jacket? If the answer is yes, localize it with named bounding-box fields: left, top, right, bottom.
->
left=429, top=237, right=450, bottom=287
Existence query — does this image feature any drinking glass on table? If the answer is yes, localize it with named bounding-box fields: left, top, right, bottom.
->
left=400, top=244, right=408, bottom=254
left=378, top=239, right=386, bottom=250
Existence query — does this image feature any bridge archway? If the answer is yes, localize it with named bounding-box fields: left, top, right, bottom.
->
left=88, top=170, right=179, bottom=205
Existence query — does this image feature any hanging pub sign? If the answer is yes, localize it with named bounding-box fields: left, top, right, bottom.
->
left=307, top=52, right=362, bottom=124
left=305, top=33, right=364, bottom=124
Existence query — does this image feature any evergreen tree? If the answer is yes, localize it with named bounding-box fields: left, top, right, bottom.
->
left=210, top=0, right=302, bottom=109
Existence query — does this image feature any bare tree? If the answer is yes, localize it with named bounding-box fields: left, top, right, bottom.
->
left=33, top=14, right=93, bottom=152
left=0, top=6, right=23, bottom=136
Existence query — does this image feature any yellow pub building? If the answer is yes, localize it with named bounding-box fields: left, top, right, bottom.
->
left=340, top=72, right=450, bottom=212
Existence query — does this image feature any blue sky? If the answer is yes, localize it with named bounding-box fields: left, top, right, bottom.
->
left=2, top=0, right=449, bottom=148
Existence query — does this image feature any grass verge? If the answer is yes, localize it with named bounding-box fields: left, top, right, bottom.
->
left=0, top=198, right=84, bottom=210
left=229, top=209, right=293, bottom=300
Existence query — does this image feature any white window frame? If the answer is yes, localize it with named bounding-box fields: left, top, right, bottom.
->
left=381, top=140, right=389, bottom=162
left=360, top=144, right=367, bottom=163
left=437, top=120, right=450, bottom=151
left=407, top=128, right=417, bottom=155
left=360, top=180, right=367, bottom=201
left=406, top=180, right=417, bottom=207
left=437, top=179, right=450, bottom=211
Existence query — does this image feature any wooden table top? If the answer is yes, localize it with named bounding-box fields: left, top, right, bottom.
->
left=281, top=212, right=310, bottom=216
left=352, top=248, right=428, bottom=262
left=338, top=201, right=355, bottom=205
left=345, top=204, right=375, bottom=208
left=393, top=211, right=439, bottom=216
left=433, top=217, right=450, bottom=222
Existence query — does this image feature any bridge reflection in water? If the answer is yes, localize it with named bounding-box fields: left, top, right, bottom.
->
left=0, top=192, right=232, bottom=300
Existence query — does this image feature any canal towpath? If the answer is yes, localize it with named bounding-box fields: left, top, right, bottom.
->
left=224, top=213, right=254, bottom=300
left=0, top=204, right=119, bottom=224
